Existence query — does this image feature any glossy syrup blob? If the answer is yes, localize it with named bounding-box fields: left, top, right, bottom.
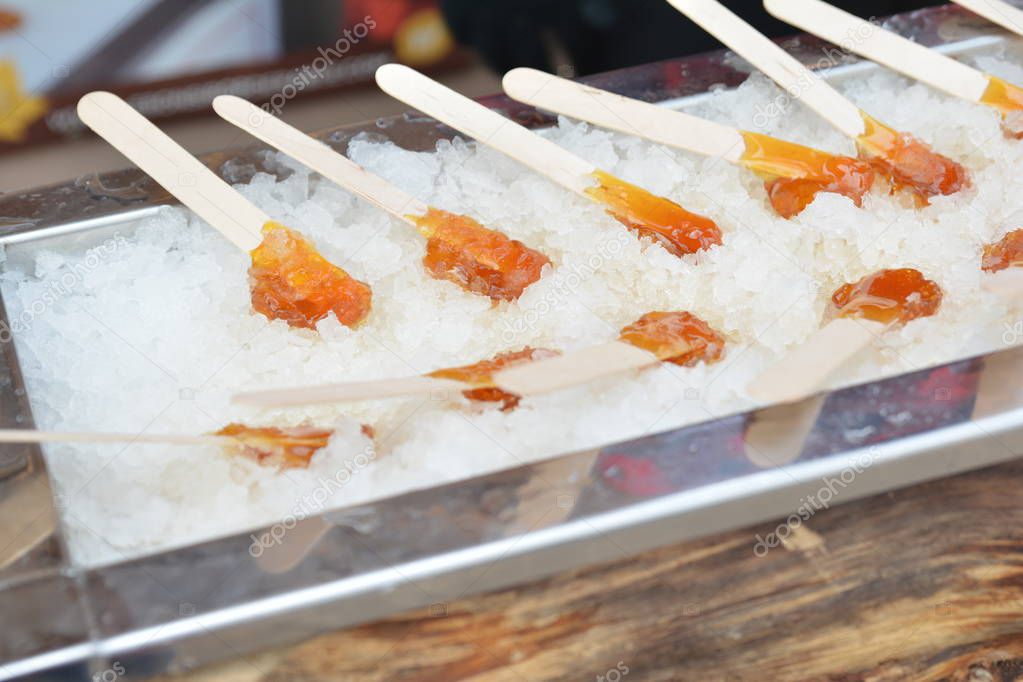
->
left=740, top=131, right=875, bottom=218
left=618, top=311, right=725, bottom=367
left=584, top=170, right=722, bottom=257
left=249, top=221, right=372, bottom=329
left=829, top=268, right=942, bottom=326
left=979, top=75, right=1023, bottom=139
left=411, top=208, right=550, bottom=301
left=982, top=229, right=1023, bottom=273
left=428, top=347, right=561, bottom=410
left=214, top=423, right=337, bottom=469
left=855, top=113, right=968, bottom=203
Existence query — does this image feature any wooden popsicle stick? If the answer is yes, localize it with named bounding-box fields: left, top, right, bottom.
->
left=493, top=341, right=657, bottom=395
left=983, top=267, right=1023, bottom=296
left=375, top=63, right=597, bottom=196
left=212, top=95, right=430, bottom=222
left=765, top=0, right=990, bottom=103
left=952, top=0, right=1023, bottom=38
left=743, top=394, right=827, bottom=468
left=502, top=68, right=747, bottom=162
left=0, top=429, right=227, bottom=447
left=665, top=0, right=866, bottom=138
left=746, top=317, right=887, bottom=404
left=972, top=338, right=1023, bottom=419
left=234, top=375, right=466, bottom=408
left=255, top=515, right=333, bottom=574
left=0, top=473, right=58, bottom=570
left=77, top=92, right=266, bottom=251
left=233, top=340, right=668, bottom=408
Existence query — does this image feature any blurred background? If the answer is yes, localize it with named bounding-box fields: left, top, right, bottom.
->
left=0, top=0, right=938, bottom=193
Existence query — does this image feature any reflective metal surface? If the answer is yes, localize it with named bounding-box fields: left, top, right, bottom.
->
left=1, top=5, right=1022, bottom=679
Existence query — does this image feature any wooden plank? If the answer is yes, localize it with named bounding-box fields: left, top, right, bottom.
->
left=160, top=458, right=1023, bottom=681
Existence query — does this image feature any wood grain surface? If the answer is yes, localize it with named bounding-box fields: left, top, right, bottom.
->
left=162, top=458, right=1023, bottom=682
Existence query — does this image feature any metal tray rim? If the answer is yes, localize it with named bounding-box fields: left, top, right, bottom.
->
left=3, top=6, right=1023, bottom=678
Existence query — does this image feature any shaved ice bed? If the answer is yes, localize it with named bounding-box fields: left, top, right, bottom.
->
left=5, top=48, right=1023, bottom=567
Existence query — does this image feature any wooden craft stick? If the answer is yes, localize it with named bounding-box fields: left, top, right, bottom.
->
left=212, top=95, right=430, bottom=221
left=665, top=0, right=867, bottom=138
left=765, top=0, right=991, bottom=103
left=254, top=516, right=333, bottom=574
left=0, top=429, right=227, bottom=447
left=234, top=340, right=672, bottom=408
left=375, top=63, right=597, bottom=195
left=494, top=341, right=657, bottom=395
left=234, top=375, right=465, bottom=408
left=502, top=67, right=747, bottom=162
left=743, top=394, right=828, bottom=468
left=746, top=317, right=887, bottom=404
left=983, top=267, right=1023, bottom=296
left=77, top=92, right=266, bottom=251
left=952, top=0, right=1023, bottom=38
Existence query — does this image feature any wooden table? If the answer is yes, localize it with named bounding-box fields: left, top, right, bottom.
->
left=159, top=457, right=1023, bottom=681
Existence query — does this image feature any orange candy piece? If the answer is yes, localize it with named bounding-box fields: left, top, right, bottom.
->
left=979, top=76, right=1023, bottom=139
left=829, top=268, right=942, bottom=326
left=982, top=229, right=1023, bottom=273
left=249, top=221, right=372, bottom=329
left=856, top=113, right=968, bottom=203
left=428, top=346, right=561, bottom=410
left=740, top=131, right=875, bottom=218
left=584, top=170, right=722, bottom=257
left=411, top=208, right=550, bottom=301
left=618, top=311, right=725, bottom=367
left=214, top=423, right=336, bottom=469
left=764, top=158, right=875, bottom=218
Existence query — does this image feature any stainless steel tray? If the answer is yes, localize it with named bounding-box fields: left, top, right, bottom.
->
left=3, top=5, right=1023, bottom=680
